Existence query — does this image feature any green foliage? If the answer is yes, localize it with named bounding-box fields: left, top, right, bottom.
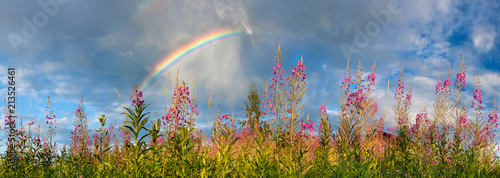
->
left=241, top=82, right=269, bottom=132
left=168, top=126, right=199, bottom=177
left=119, top=101, right=151, bottom=177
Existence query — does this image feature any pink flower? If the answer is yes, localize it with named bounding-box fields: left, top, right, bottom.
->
left=319, top=104, right=327, bottom=114
left=435, top=81, right=443, bottom=93
left=455, top=72, right=466, bottom=91
left=444, top=79, right=451, bottom=87
left=156, top=137, right=165, bottom=143
left=300, top=121, right=315, bottom=132
left=473, top=89, right=483, bottom=104
left=367, top=73, right=376, bottom=85
left=405, top=94, right=412, bottom=104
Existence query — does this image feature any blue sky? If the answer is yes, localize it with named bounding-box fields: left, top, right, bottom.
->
left=0, top=0, right=499, bottom=152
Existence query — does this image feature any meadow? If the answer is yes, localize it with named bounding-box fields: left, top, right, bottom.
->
left=1, top=43, right=499, bottom=177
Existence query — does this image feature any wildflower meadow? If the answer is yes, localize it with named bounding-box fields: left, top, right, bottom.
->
left=1, top=43, right=499, bottom=177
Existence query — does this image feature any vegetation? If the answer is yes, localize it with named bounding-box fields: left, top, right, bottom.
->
left=1, top=44, right=499, bottom=177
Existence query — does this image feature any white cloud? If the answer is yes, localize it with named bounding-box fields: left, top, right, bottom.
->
left=478, top=72, right=500, bottom=98
left=437, top=0, right=452, bottom=14
left=54, top=81, right=81, bottom=96
left=472, top=25, right=497, bottom=52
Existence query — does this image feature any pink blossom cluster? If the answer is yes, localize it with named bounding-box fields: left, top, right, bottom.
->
left=319, top=104, right=327, bottom=115
left=212, top=113, right=232, bottom=142
left=394, top=79, right=405, bottom=99
left=162, top=85, right=198, bottom=130
left=156, top=137, right=165, bottom=144
left=488, top=112, right=498, bottom=127
left=45, top=114, right=56, bottom=128
left=482, top=111, right=499, bottom=147
left=300, top=120, right=315, bottom=133
left=131, top=88, right=144, bottom=106
left=397, top=117, right=405, bottom=128
left=432, top=125, right=452, bottom=142
left=404, top=94, right=412, bottom=106
left=367, top=72, right=376, bottom=87
left=236, top=124, right=255, bottom=140
left=435, top=81, right=442, bottom=93
left=70, top=122, right=91, bottom=156
left=213, top=114, right=230, bottom=128
left=472, top=88, right=484, bottom=110
left=264, top=59, right=307, bottom=117
left=454, top=71, right=466, bottom=91
left=346, top=89, right=366, bottom=109
left=261, top=97, right=274, bottom=114
left=288, top=60, right=306, bottom=82
left=410, top=113, right=425, bottom=134
left=270, top=63, right=285, bottom=89
left=341, top=75, right=353, bottom=92
left=435, top=78, right=452, bottom=93
left=120, top=130, right=131, bottom=147
left=76, top=106, right=82, bottom=114
left=456, top=115, right=468, bottom=133
left=472, top=128, right=489, bottom=149
left=71, top=103, right=92, bottom=156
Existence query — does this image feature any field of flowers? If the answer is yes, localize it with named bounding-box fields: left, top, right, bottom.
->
left=1, top=43, right=499, bottom=177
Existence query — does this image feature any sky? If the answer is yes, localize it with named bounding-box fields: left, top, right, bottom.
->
left=0, top=0, right=499, bottom=152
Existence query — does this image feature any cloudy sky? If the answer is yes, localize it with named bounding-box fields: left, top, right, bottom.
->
left=0, top=0, right=499, bottom=151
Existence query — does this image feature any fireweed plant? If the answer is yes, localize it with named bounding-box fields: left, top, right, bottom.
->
left=0, top=44, right=500, bottom=177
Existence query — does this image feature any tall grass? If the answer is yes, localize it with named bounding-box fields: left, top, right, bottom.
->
left=1, top=43, right=499, bottom=177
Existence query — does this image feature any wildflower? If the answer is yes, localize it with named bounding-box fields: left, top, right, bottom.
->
left=443, top=78, right=451, bottom=88
left=130, top=85, right=145, bottom=106
left=455, top=72, right=466, bottom=91
left=367, top=72, right=376, bottom=85
left=319, top=104, right=327, bottom=114
left=300, top=121, right=314, bottom=132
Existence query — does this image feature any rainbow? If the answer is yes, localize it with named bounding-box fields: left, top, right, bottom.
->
left=141, top=28, right=243, bottom=89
